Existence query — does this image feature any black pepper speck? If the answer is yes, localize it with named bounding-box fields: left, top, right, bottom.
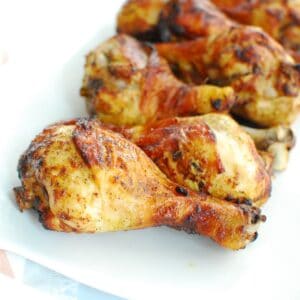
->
left=176, top=186, right=189, bottom=196
left=244, top=199, right=253, bottom=206
left=172, top=150, right=182, bottom=161
left=211, top=99, right=222, bottom=110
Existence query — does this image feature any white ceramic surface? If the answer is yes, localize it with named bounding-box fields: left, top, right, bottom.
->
left=0, top=273, right=54, bottom=300
left=0, top=1, right=300, bottom=299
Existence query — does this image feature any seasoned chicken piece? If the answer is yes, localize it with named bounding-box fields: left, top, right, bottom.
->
left=156, top=26, right=300, bottom=127
left=117, top=0, right=234, bottom=41
left=117, top=0, right=300, bottom=127
left=80, top=34, right=234, bottom=126
left=14, top=118, right=265, bottom=250
left=108, top=113, right=271, bottom=207
left=117, top=0, right=169, bottom=40
left=211, top=0, right=300, bottom=62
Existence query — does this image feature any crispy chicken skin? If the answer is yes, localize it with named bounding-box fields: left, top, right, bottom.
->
left=211, top=0, right=300, bottom=62
left=107, top=114, right=271, bottom=207
left=117, top=0, right=233, bottom=41
left=156, top=27, right=300, bottom=127
left=117, top=0, right=300, bottom=127
left=80, top=34, right=234, bottom=126
left=14, top=118, right=264, bottom=250
left=117, top=0, right=169, bottom=40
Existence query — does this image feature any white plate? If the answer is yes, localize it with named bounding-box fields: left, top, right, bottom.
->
left=1, top=1, right=300, bottom=299
left=0, top=274, right=54, bottom=300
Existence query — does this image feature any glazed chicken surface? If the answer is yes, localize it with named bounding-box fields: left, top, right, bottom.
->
left=80, top=34, right=234, bottom=126
left=211, top=0, right=300, bottom=62
left=106, top=113, right=271, bottom=207
left=14, top=118, right=265, bottom=250
left=117, top=0, right=300, bottom=127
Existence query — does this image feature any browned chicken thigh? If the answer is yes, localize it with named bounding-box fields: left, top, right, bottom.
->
left=106, top=113, right=272, bottom=207
left=80, top=34, right=234, bottom=126
left=14, top=118, right=265, bottom=250
left=211, top=0, right=300, bottom=62
left=117, top=0, right=300, bottom=127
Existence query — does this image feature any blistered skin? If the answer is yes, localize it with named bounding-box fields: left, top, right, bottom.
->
left=80, top=34, right=234, bottom=126
left=117, top=0, right=300, bottom=127
left=211, top=0, right=300, bottom=62
left=157, top=26, right=300, bottom=127
left=108, top=114, right=271, bottom=207
left=14, top=119, right=265, bottom=250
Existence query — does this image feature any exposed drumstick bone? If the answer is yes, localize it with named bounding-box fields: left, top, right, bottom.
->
left=243, top=126, right=295, bottom=171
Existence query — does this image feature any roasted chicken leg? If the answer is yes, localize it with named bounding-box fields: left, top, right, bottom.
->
left=211, top=0, right=300, bottom=62
left=80, top=34, right=234, bottom=126
left=117, top=0, right=300, bottom=127
left=106, top=113, right=271, bottom=207
left=156, top=27, right=300, bottom=127
left=14, top=118, right=265, bottom=250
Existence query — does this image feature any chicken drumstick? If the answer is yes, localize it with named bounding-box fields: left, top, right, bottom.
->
left=14, top=118, right=264, bottom=250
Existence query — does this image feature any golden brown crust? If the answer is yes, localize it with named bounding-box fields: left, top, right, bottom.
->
left=117, top=0, right=168, bottom=40
left=134, top=116, right=224, bottom=191
left=117, top=0, right=300, bottom=127
left=117, top=0, right=235, bottom=41
left=156, top=26, right=300, bottom=127
left=211, top=0, right=300, bottom=62
left=80, top=34, right=235, bottom=126
left=14, top=118, right=265, bottom=249
left=157, top=0, right=235, bottom=41
left=111, top=114, right=271, bottom=206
